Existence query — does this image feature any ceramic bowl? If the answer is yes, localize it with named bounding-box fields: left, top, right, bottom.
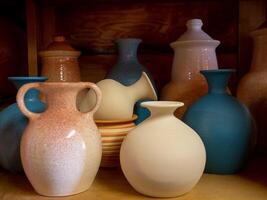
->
left=95, top=115, right=136, bottom=167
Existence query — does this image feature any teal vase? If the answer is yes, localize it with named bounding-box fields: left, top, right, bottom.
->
left=0, top=77, right=47, bottom=173
left=183, top=69, right=252, bottom=174
left=106, top=38, right=157, bottom=123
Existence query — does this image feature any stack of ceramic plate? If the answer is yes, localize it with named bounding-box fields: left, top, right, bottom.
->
left=95, top=115, right=137, bottom=167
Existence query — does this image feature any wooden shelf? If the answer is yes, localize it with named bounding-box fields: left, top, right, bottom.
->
left=1, top=155, right=266, bottom=200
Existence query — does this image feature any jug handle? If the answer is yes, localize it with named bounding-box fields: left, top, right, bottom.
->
left=80, top=82, right=102, bottom=115
left=16, top=82, right=42, bottom=120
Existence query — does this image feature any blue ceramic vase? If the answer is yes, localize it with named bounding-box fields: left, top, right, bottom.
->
left=106, top=38, right=157, bottom=124
left=0, top=77, right=47, bottom=173
left=183, top=69, right=252, bottom=174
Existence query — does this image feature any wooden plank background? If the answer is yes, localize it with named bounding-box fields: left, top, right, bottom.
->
left=36, top=0, right=239, bottom=93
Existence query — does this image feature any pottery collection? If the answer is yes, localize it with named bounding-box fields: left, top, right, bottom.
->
left=0, top=17, right=256, bottom=198
left=161, top=19, right=220, bottom=118
left=0, top=77, right=47, bottom=173
left=120, top=101, right=206, bottom=197
left=237, top=26, right=267, bottom=153
left=39, top=36, right=81, bottom=82
left=16, top=82, right=102, bottom=196
left=183, top=70, right=252, bottom=174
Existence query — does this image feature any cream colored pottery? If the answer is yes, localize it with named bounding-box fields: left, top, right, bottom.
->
left=39, top=36, right=81, bottom=82
left=95, top=116, right=136, bottom=167
left=120, top=101, right=206, bottom=197
left=102, top=137, right=124, bottom=143
left=102, top=142, right=122, bottom=146
left=79, top=72, right=157, bottom=120
left=161, top=19, right=219, bottom=118
left=102, top=146, right=121, bottom=150
left=16, top=82, right=102, bottom=197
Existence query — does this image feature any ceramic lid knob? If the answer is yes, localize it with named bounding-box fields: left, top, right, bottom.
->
left=186, top=19, right=203, bottom=30
left=39, top=35, right=80, bottom=57
left=45, top=36, right=75, bottom=51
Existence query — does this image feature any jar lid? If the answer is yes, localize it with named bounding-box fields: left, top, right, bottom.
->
left=39, top=36, right=80, bottom=57
left=171, top=19, right=220, bottom=47
left=46, top=36, right=75, bottom=51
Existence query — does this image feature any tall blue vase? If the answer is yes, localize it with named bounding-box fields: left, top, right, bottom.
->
left=183, top=69, right=252, bottom=174
left=106, top=38, right=157, bottom=124
left=0, top=77, right=47, bottom=173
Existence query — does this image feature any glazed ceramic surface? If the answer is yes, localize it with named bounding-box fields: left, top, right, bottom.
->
left=161, top=19, right=220, bottom=118
left=183, top=69, right=252, bottom=174
left=106, top=38, right=156, bottom=124
left=237, top=27, right=267, bottom=153
left=120, top=101, right=206, bottom=197
left=134, top=99, right=151, bottom=125
left=39, top=36, right=81, bottom=82
left=17, top=82, right=102, bottom=197
left=96, top=115, right=137, bottom=167
left=0, top=77, right=47, bottom=173
left=79, top=72, right=157, bottom=120
left=106, top=38, right=155, bottom=87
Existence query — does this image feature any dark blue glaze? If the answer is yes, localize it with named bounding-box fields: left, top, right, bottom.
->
left=0, top=77, right=47, bottom=173
left=134, top=99, right=151, bottom=125
left=183, top=69, right=252, bottom=174
left=106, top=38, right=157, bottom=123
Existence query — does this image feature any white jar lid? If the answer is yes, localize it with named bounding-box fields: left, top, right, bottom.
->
left=171, top=19, right=220, bottom=47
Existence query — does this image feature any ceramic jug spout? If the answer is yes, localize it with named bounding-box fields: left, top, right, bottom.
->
left=128, top=72, right=157, bottom=103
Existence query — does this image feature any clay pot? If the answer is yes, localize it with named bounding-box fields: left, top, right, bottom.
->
left=0, top=77, right=47, bottom=173
left=78, top=72, right=157, bottom=120
left=96, top=115, right=137, bottom=167
left=184, top=70, right=252, bottom=174
left=160, top=19, right=220, bottom=118
left=237, top=27, right=267, bottom=153
left=39, top=36, right=81, bottom=82
left=120, top=101, right=206, bottom=197
left=16, top=82, right=102, bottom=197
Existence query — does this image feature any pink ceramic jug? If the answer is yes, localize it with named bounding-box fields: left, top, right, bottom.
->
left=16, top=82, right=102, bottom=197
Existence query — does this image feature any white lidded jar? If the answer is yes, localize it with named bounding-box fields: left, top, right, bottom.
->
left=120, top=101, right=206, bottom=197
left=161, top=19, right=220, bottom=118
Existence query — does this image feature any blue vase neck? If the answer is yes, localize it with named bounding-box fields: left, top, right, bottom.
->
left=201, top=69, right=234, bottom=94
left=117, top=38, right=141, bottom=62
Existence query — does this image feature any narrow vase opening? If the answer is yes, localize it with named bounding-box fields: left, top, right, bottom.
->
left=116, top=38, right=141, bottom=62
left=141, top=101, right=184, bottom=117
left=200, top=69, right=235, bottom=94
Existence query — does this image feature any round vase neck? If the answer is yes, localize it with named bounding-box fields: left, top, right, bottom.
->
left=141, top=101, right=184, bottom=117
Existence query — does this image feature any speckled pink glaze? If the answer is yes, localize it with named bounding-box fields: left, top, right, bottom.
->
left=16, top=82, right=102, bottom=197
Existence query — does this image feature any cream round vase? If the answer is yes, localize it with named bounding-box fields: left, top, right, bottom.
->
left=79, top=72, right=157, bottom=120
left=120, top=101, right=206, bottom=197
